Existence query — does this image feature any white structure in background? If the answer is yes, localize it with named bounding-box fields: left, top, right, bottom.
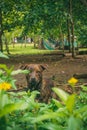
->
left=27, top=37, right=31, bottom=43
left=14, top=37, right=17, bottom=43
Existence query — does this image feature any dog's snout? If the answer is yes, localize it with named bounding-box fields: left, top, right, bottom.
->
left=30, top=77, right=37, bottom=87
left=31, top=78, right=36, bottom=82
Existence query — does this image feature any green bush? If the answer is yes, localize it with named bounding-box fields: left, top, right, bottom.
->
left=0, top=52, right=87, bottom=130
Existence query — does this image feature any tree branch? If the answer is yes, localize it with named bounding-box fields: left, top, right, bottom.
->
left=80, top=0, right=87, bottom=6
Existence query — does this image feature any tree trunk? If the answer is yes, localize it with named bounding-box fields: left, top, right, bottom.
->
left=24, top=36, right=27, bottom=48
left=69, top=0, right=75, bottom=58
left=67, top=0, right=71, bottom=53
left=0, top=9, right=3, bottom=52
left=71, top=21, right=75, bottom=57
left=60, top=33, right=64, bottom=53
left=38, top=38, right=44, bottom=49
left=4, top=37, right=10, bottom=54
left=73, top=73, right=87, bottom=79
left=67, top=18, right=71, bottom=52
left=59, top=25, right=65, bottom=53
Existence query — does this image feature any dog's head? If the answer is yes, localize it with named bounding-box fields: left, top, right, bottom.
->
left=20, top=64, right=47, bottom=91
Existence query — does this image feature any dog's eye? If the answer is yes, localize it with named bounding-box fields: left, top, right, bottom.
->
left=29, top=70, right=32, bottom=72
left=29, top=69, right=33, bottom=73
left=36, top=71, right=40, bottom=74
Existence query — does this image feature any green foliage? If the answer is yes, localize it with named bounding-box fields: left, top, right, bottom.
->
left=77, top=85, right=87, bottom=107
left=52, top=87, right=69, bottom=103
left=0, top=84, right=87, bottom=130
left=0, top=52, right=87, bottom=130
left=0, top=0, right=87, bottom=52
left=0, top=51, right=9, bottom=59
left=0, top=64, right=29, bottom=89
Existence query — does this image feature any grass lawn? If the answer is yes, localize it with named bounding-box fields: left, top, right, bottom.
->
left=3, top=43, right=87, bottom=55
left=3, top=43, right=62, bottom=55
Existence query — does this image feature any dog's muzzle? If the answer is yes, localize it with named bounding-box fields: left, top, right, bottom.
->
left=29, top=78, right=41, bottom=91
left=30, top=78, right=37, bottom=86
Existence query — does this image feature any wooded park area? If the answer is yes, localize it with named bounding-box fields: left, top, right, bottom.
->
left=0, top=0, right=87, bottom=57
left=0, top=0, right=87, bottom=130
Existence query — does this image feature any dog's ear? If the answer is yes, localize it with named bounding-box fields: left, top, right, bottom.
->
left=20, top=64, right=30, bottom=70
left=39, top=64, right=48, bottom=71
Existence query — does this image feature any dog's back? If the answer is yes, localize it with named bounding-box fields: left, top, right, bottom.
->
left=40, top=78, right=54, bottom=103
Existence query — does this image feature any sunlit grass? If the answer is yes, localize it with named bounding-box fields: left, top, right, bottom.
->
left=3, top=43, right=61, bottom=55
left=3, top=43, right=87, bottom=56
left=79, top=48, right=87, bottom=51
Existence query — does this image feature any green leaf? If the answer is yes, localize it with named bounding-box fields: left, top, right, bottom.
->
left=52, top=87, right=69, bottom=103
left=81, top=85, right=87, bottom=92
left=0, top=93, right=9, bottom=109
left=11, top=69, right=29, bottom=75
left=52, top=98, right=63, bottom=108
left=66, top=94, right=76, bottom=113
left=42, top=123, right=66, bottom=130
left=28, top=112, right=57, bottom=123
left=76, top=105, right=87, bottom=114
left=7, top=66, right=14, bottom=75
left=0, top=64, right=14, bottom=75
left=0, top=102, right=24, bottom=117
left=7, top=125, right=23, bottom=130
left=0, top=64, right=7, bottom=70
left=31, top=107, right=67, bottom=123
left=10, top=80, right=17, bottom=89
left=67, top=116, right=82, bottom=130
left=0, top=52, right=9, bottom=59
left=0, top=69, right=4, bottom=75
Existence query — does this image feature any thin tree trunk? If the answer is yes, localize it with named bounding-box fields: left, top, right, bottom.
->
left=12, top=37, right=15, bottom=48
left=4, top=38, right=10, bottom=54
left=24, top=36, right=27, bottom=48
left=73, top=73, right=87, bottom=79
left=67, top=0, right=71, bottom=53
left=67, top=18, right=71, bottom=52
left=61, top=32, right=64, bottom=53
left=39, top=38, right=44, bottom=49
left=59, top=25, right=65, bottom=53
left=0, top=9, right=3, bottom=52
left=69, top=0, right=75, bottom=57
left=71, top=21, right=75, bottom=57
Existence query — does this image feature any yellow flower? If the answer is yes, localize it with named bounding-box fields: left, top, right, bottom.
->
left=68, top=77, right=78, bottom=85
left=0, top=82, right=11, bottom=90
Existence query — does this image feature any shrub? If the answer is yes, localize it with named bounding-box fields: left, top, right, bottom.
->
left=0, top=52, right=87, bottom=130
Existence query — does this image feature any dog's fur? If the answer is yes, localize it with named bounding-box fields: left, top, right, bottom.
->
left=20, top=64, right=54, bottom=103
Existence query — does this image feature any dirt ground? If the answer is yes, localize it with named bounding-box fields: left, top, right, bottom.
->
left=0, top=53, right=87, bottom=93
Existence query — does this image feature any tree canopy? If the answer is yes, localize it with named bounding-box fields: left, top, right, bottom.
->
left=0, top=0, right=87, bottom=53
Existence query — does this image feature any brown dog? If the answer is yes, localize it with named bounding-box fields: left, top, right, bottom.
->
left=20, top=64, right=54, bottom=103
